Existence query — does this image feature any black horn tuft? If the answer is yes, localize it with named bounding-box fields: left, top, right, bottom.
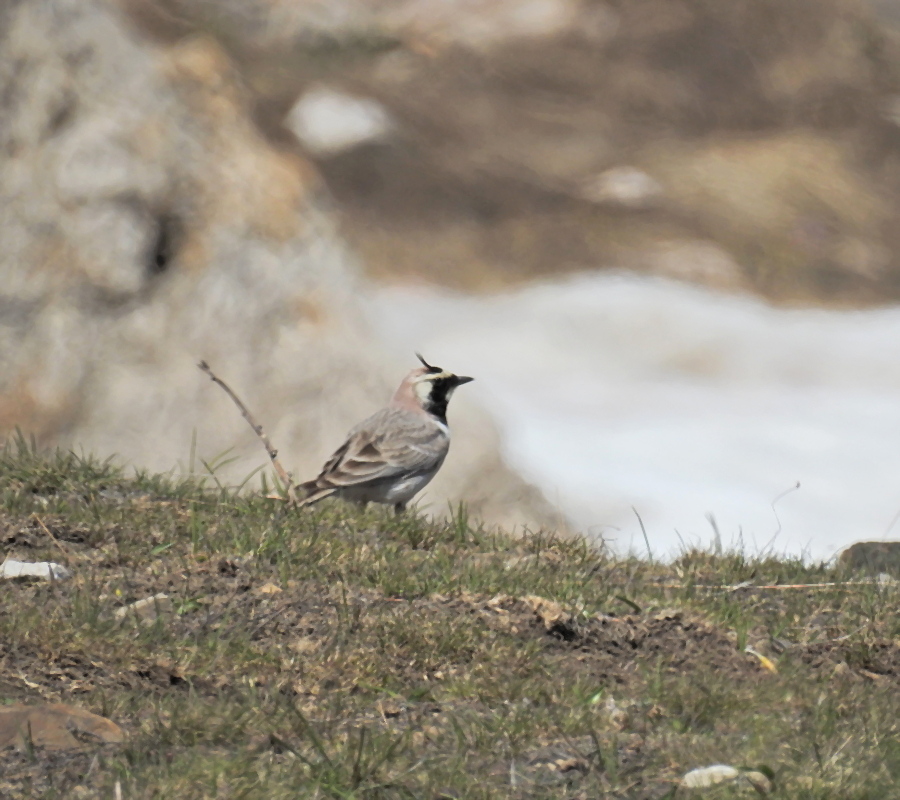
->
left=416, top=353, right=441, bottom=373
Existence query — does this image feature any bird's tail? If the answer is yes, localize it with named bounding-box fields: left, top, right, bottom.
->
left=296, top=482, right=337, bottom=508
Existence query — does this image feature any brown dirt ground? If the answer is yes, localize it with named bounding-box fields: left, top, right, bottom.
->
left=4, top=501, right=900, bottom=797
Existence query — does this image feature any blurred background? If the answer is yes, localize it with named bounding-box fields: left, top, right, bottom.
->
left=4, top=0, right=900, bottom=559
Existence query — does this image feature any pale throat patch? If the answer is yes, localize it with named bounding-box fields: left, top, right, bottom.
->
left=414, top=380, right=433, bottom=403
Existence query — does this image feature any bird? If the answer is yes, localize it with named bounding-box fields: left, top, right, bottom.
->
left=297, top=354, right=474, bottom=513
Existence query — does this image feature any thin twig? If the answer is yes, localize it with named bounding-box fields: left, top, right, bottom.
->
left=658, top=579, right=885, bottom=591
left=32, top=513, right=72, bottom=556
left=197, top=361, right=298, bottom=504
left=769, top=480, right=801, bottom=540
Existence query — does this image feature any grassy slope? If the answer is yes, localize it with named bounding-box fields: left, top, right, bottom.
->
left=1, top=439, right=899, bottom=798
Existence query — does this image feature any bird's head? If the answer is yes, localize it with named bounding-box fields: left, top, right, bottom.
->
left=394, top=354, right=474, bottom=422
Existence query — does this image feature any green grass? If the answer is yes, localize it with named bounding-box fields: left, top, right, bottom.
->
left=1, top=437, right=899, bottom=798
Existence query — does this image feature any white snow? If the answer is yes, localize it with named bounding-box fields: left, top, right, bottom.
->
left=370, top=272, right=900, bottom=562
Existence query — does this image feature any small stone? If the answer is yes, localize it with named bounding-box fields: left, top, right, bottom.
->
left=522, top=595, right=576, bottom=639
left=0, top=703, right=124, bottom=751
left=680, top=764, right=741, bottom=789
left=0, top=559, right=71, bottom=580
left=113, top=593, right=173, bottom=624
left=604, top=696, right=629, bottom=727
left=289, top=637, right=317, bottom=655
left=523, top=595, right=568, bottom=629
left=378, top=701, right=403, bottom=718
left=743, top=770, right=774, bottom=795
left=286, top=86, right=393, bottom=156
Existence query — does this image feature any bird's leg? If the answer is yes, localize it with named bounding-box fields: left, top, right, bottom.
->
left=393, top=502, right=407, bottom=515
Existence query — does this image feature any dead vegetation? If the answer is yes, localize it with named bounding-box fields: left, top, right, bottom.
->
left=1, top=438, right=899, bottom=797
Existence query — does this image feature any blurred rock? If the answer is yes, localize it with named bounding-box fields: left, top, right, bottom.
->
left=147, top=0, right=596, bottom=51
left=581, top=166, right=664, bottom=209
left=0, top=0, right=554, bottom=531
left=866, top=0, right=900, bottom=24
left=881, top=94, right=900, bottom=126
left=644, top=133, right=889, bottom=299
left=113, top=0, right=900, bottom=303
left=838, top=542, right=900, bottom=576
left=303, top=0, right=900, bottom=301
left=384, top=0, right=586, bottom=49
left=287, top=86, right=394, bottom=155
left=637, top=240, right=745, bottom=291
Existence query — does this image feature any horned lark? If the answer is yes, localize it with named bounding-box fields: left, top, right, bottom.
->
left=298, top=355, right=474, bottom=512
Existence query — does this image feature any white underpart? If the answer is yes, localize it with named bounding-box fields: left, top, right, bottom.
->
left=371, top=272, right=900, bottom=562
left=342, top=469, right=440, bottom=506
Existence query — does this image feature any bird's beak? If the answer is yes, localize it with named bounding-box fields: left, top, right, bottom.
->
left=453, top=375, right=474, bottom=386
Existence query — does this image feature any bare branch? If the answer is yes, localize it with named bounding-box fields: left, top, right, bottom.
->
left=197, top=360, right=298, bottom=504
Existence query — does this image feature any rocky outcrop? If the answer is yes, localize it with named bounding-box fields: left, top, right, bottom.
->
left=145, top=0, right=900, bottom=304
left=0, top=0, right=554, bottom=530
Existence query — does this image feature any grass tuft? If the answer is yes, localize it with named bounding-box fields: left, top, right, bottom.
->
left=1, top=444, right=898, bottom=797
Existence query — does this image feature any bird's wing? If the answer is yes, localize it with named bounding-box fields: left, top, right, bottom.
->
left=312, top=408, right=448, bottom=490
